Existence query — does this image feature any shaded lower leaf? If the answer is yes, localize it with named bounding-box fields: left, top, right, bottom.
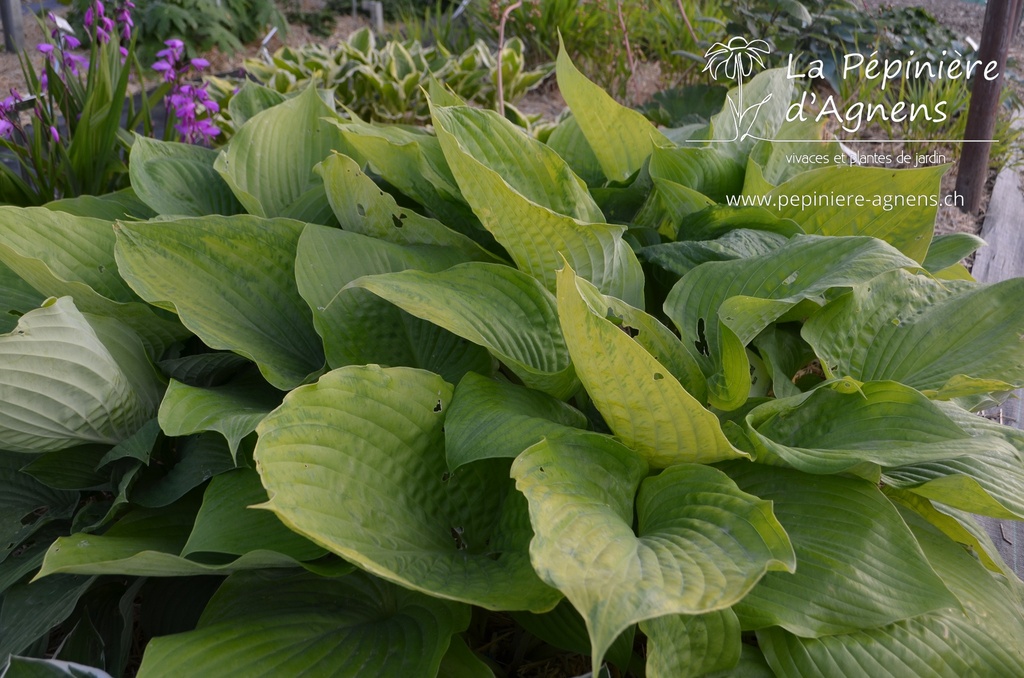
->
left=131, top=434, right=237, bottom=509
left=254, top=365, right=559, bottom=611
left=511, top=432, right=794, bottom=671
left=0, top=452, right=79, bottom=561
left=0, top=575, right=96, bottom=658
left=136, top=569, right=469, bottom=678
left=724, top=462, right=958, bottom=636
left=511, top=600, right=636, bottom=673
left=1, top=657, right=113, bottom=677
left=36, top=486, right=325, bottom=578
left=640, top=609, right=741, bottom=678
left=158, top=369, right=281, bottom=461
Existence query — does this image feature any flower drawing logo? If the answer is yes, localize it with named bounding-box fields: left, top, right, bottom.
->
left=703, top=37, right=773, bottom=141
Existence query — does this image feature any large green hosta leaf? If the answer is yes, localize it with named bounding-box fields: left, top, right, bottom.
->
left=352, top=263, right=577, bottom=398
left=214, top=85, right=345, bottom=223
left=758, top=511, right=1024, bottom=677
left=555, top=42, right=669, bottom=182
left=663, top=235, right=916, bottom=410
left=294, top=224, right=491, bottom=383
left=254, top=365, right=559, bottom=611
left=640, top=609, right=741, bottom=678
left=763, top=164, right=946, bottom=262
left=802, top=269, right=1024, bottom=399
left=557, top=263, right=739, bottom=466
left=136, top=569, right=469, bottom=678
left=743, top=380, right=1016, bottom=475
left=444, top=372, right=587, bottom=470
left=129, top=137, right=244, bottom=217
left=158, top=369, right=281, bottom=462
left=427, top=105, right=602, bottom=222
left=511, top=432, right=794, bottom=671
left=336, top=118, right=478, bottom=229
left=114, top=216, right=324, bottom=390
left=432, top=103, right=644, bottom=307
left=318, top=153, right=496, bottom=260
left=0, top=298, right=163, bottom=453
left=0, top=261, right=44, bottom=334
left=45, top=187, right=155, bottom=221
left=36, top=472, right=328, bottom=578
left=648, top=145, right=744, bottom=204
left=0, top=207, right=186, bottom=355
left=724, top=462, right=958, bottom=636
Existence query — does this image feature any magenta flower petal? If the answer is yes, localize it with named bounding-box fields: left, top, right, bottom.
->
left=151, top=60, right=172, bottom=72
left=164, top=38, right=184, bottom=49
left=36, top=43, right=54, bottom=55
left=49, top=126, right=60, bottom=143
left=190, top=57, right=209, bottom=70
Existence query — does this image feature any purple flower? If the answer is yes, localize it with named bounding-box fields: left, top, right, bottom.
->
left=190, top=57, right=209, bottom=71
left=37, top=43, right=54, bottom=55
left=0, top=118, right=13, bottom=139
left=49, top=126, right=59, bottom=143
left=164, top=38, right=183, bottom=50
left=84, top=8, right=94, bottom=29
left=64, top=53, right=89, bottom=76
left=63, top=35, right=81, bottom=49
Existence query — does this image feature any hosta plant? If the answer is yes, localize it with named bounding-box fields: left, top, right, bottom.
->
left=1, top=44, right=1023, bottom=678
left=236, top=28, right=551, bottom=124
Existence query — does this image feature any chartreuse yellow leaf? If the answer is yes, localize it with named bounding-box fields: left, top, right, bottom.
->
left=511, top=432, right=794, bottom=673
left=432, top=101, right=644, bottom=307
left=555, top=38, right=669, bottom=182
left=556, top=262, right=741, bottom=466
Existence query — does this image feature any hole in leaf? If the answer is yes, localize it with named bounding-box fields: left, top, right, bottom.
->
left=98, top=265, right=106, bottom=273
left=622, top=324, right=638, bottom=338
left=653, top=372, right=664, bottom=381
left=434, top=400, right=443, bottom=413
left=450, top=526, right=467, bottom=550
left=391, top=214, right=403, bottom=229
left=694, top=318, right=710, bottom=356
left=356, top=203, right=365, bottom=216
left=441, top=472, right=451, bottom=483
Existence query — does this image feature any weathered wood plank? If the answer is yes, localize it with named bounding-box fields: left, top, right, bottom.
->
left=0, top=0, right=23, bottom=53
left=972, top=162, right=1024, bottom=580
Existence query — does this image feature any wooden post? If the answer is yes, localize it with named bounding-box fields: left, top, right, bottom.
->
left=0, top=0, right=23, bottom=53
left=955, top=0, right=1022, bottom=213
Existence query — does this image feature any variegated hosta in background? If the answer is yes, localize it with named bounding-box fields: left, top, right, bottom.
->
left=211, top=27, right=552, bottom=129
left=2, top=45, right=1023, bottom=678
